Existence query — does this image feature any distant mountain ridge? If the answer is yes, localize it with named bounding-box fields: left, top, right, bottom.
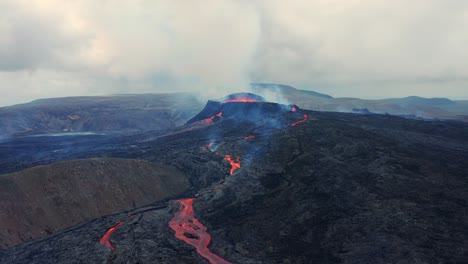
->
left=0, top=84, right=467, bottom=137
left=0, top=93, right=203, bottom=136
left=249, top=83, right=468, bottom=122
left=250, top=83, right=334, bottom=99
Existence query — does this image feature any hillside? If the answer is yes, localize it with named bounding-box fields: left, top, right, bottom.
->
left=1, top=97, right=467, bottom=263
left=0, top=158, right=189, bottom=249
left=250, top=83, right=468, bottom=121
left=0, top=93, right=203, bottom=136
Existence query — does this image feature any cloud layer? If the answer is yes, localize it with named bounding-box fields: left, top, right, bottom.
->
left=1, top=0, right=468, bottom=106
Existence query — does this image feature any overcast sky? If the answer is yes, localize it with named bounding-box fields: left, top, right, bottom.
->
left=1, top=0, right=468, bottom=106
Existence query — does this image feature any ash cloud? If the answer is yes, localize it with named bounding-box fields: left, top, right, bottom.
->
left=1, top=0, right=468, bottom=106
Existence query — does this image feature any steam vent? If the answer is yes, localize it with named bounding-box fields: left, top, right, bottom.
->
left=186, top=92, right=300, bottom=124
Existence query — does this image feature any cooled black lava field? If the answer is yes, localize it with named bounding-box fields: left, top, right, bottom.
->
left=1, top=96, right=468, bottom=264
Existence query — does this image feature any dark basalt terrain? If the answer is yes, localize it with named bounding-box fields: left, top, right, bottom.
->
left=0, top=97, right=467, bottom=263
left=0, top=158, right=189, bottom=249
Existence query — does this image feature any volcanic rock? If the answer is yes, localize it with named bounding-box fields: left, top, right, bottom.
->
left=1, top=99, right=468, bottom=263
left=186, top=93, right=297, bottom=125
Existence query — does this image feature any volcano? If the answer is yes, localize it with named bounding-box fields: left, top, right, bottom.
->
left=186, top=92, right=300, bottom=125
left=1, top=93, right=468, bottom=264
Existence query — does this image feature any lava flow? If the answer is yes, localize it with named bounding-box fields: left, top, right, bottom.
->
left=224, top=155, right=241, bottom=175
left=99, top=221, right=124, bottom=250
left=243, top=134, right=256, bottom=140
left=291, top=114, right=308, bottom=127
left=204, top=112, right=223, bottom=125
left=169, top=198, right=232, bottom=264
left=223, top=98, right=260, bottom=103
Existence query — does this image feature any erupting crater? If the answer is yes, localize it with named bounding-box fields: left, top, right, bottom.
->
left=221, top=93, right=265, bottom=103
left=169, top=198, right=231, bottom=264
left=186, top=92, right=296, bottom=125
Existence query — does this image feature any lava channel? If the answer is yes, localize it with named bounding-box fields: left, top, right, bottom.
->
left=99, top=221, right=124, bottom=250
left=204, top=112, right=223, bottom=125
left=243, top=134, right=256, bottom=140
left=224, top=155, right=241, bottom=175
left=223, top=98, right=260, bottom=103
left=291, top=114, right=308, bottom=127
left=169, top=198, right=231, bottom=264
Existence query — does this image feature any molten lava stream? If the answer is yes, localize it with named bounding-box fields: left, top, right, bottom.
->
left=291, top=114, right=308, bottom=126
left=99, top=221, right=124, bottom=250
left=169, top=198, right=231, bottom=264
left=223, top=98, right=260, bottom=103
left=224, top=155, right=241, bottom=175
left=243, top=134, right=256, bottom=140
left=204, top=112, right=223, bottom=125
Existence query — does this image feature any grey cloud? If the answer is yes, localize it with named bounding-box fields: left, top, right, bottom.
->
left=0, top=3, right=89, bottom=72
left=0, top=0, right=468, bottom=106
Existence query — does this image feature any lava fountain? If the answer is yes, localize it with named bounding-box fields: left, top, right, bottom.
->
left=169, top=198, right=232, bottom=264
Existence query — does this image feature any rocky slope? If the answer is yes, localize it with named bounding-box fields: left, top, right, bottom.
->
left=1, top=96, right=467, bottom=263
left=0, top=158, right=189, bottom=249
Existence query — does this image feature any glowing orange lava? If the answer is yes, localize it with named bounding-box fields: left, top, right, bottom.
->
left=169, top=198, right=232, bottom=264
left=99, top=221, right=124, bottom=250
left=291, top=106, right=297, bottom=112
left=224, top=155, right=241, bottom=175
left=204, top=112, right=223, bottom=125
left=223, top=98, right=260, bottom=103
left=243, top=135, right=256, bottom=140
left=291, top=114, right=308, bottom=126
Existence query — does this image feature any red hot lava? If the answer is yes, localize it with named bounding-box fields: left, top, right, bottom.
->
left=223, top=98, right=260, bottom=103
left=204, top=112, right=223, bottom=125
left=224, top=155, right=241, bottom=175
left=291, top=106, right=297, bottom=112
left=291, top=114, right=308, bottom=127
left=169, top=198, right=232, bottom=264
left=99, top=221, right=124, bottom=250
left=243, top=135, right=256, bottom=140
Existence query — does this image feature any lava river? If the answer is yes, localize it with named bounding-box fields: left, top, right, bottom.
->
left=291, top=114, right=308, bottom=126
left=169, top=198, right=232, bottom=264
left=99, top=221, right=123, bottom=250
